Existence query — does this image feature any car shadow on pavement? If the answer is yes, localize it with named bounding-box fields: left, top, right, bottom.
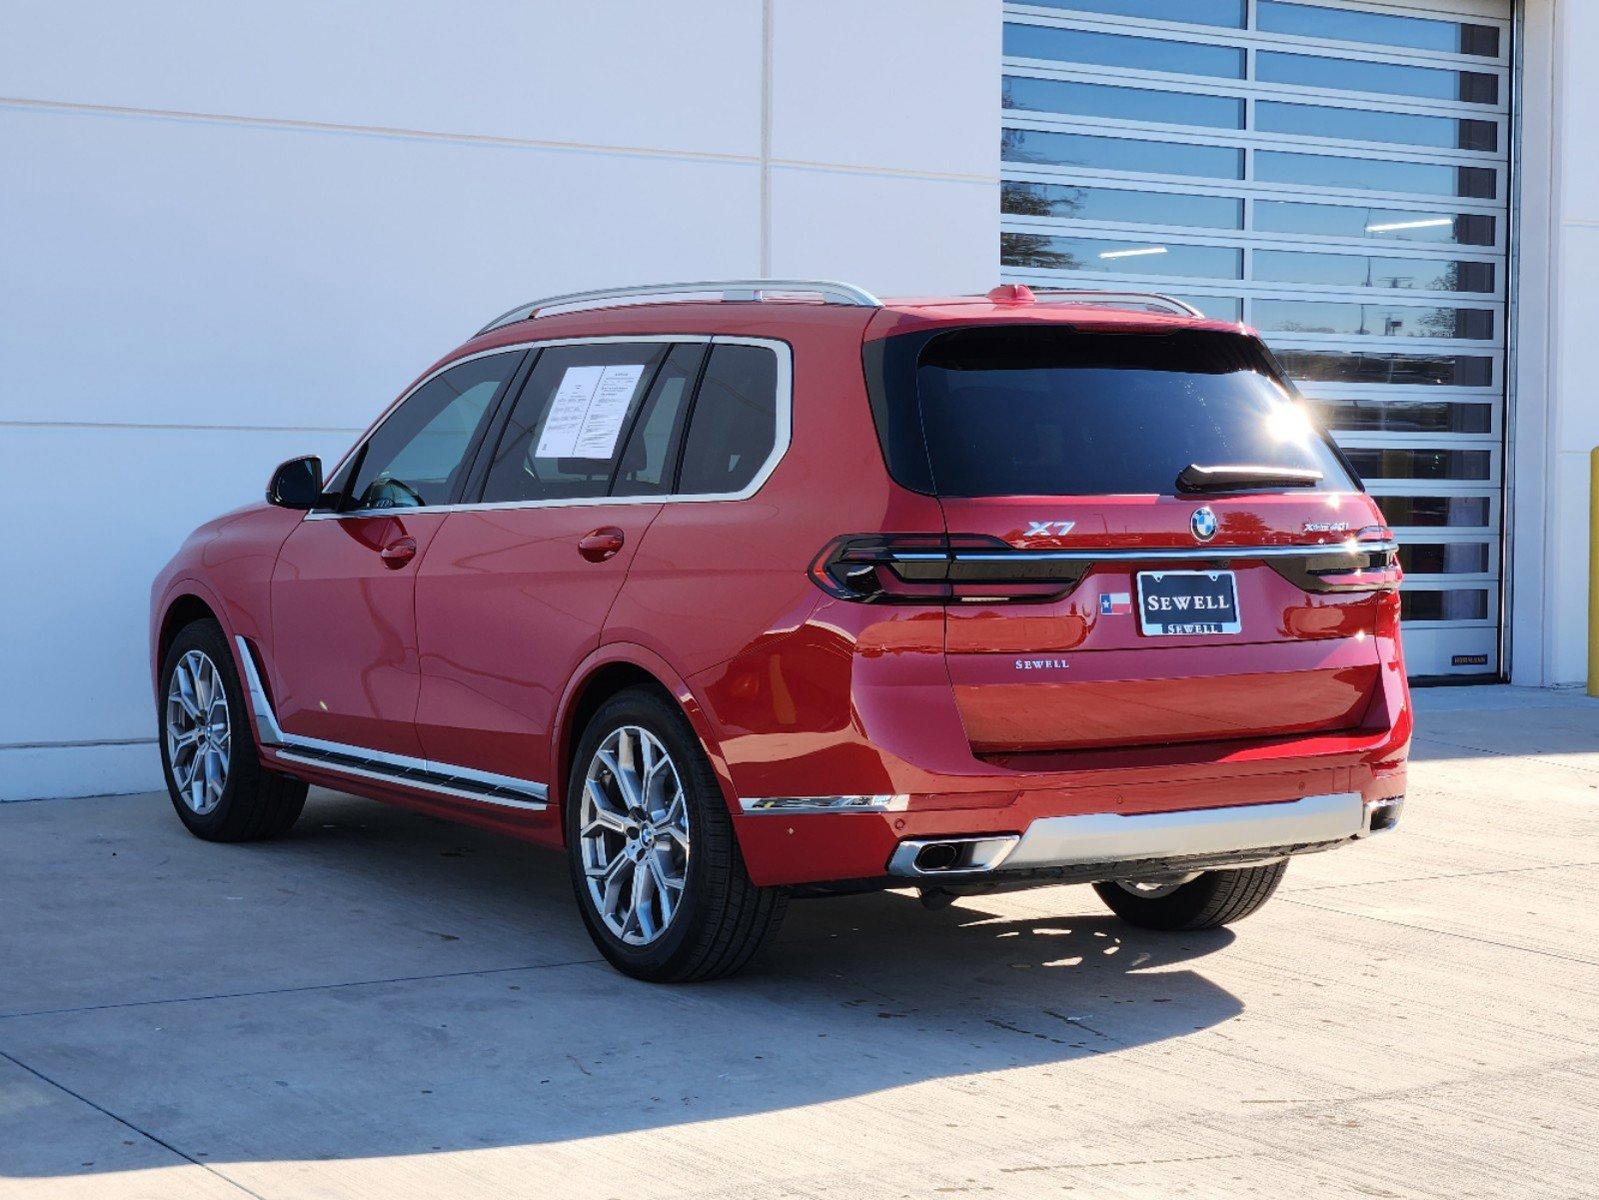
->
left=1, top=790, right=1244, bottom=1180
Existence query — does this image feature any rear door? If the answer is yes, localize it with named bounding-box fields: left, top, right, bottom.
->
left=904, top=324, right=1393, bottom=754
left=413, top=339, right=706, bottom=788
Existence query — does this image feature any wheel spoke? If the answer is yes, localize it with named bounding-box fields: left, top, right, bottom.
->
left=630, top=855, right=657, bottom=942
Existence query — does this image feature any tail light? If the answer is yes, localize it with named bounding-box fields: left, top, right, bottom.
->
left=809, top=534, right=1088, bottom=604
left=1269, top=526, right=1403, bottom=594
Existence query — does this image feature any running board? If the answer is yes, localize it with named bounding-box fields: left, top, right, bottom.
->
left=233, top=636, right=549, bottom=810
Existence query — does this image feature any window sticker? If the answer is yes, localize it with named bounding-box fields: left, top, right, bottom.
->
left=534, top=363, right=646, bottom=460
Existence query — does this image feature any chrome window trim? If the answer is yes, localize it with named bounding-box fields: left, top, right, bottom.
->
left=233, top=636, right=549, bottom=809
left=309, top=334, right=792, bottom=521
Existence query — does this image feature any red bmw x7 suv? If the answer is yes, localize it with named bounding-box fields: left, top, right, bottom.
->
left=150, top=279, right=1409, bottom=982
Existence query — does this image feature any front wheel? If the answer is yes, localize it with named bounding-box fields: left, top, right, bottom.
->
left=565, top=688, right=787, bottom=982
left=1093, top=861, right=1288, bottom=931
left=158, top=619, right=307, bottom=842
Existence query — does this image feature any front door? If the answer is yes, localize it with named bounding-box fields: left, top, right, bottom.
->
left=415, top=339, right=706, bottom=790
left=268, top=350, right=524, bottom=755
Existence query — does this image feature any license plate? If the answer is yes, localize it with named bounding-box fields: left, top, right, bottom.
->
left=1136, top=570, right=1241, bottom=636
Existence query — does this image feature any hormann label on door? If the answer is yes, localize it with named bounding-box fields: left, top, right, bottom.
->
left=535, top=363, right=646, bottom=459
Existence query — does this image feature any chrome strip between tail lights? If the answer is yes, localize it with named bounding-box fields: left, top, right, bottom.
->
left=233, top=636, right=548, bottom=810
left=740, top=795, right=909, bottom=814
left=887, top=540, right=1397, bottom=565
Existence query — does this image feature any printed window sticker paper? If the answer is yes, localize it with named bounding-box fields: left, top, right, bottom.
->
left=535, top=363, right=646, bottom=460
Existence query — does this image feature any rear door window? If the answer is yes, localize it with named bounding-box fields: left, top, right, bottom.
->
left=479, top=343, right=669, bottom=504
left=911, top=327, right=1356, bottom=497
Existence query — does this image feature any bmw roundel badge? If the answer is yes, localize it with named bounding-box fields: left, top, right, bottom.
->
left=1191, top=506, right=1219, bottom=542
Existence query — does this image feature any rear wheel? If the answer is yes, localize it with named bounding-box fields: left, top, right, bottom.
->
left=1092, top=861, right=1288, bottom=931
left=159, top=619, right=306, bottom=842
left=565, top=688, right=787, bottom=982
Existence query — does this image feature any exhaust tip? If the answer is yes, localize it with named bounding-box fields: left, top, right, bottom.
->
left=888, top=834, right=1022, bottom=878
left=914, top=842, right=962, bottom=872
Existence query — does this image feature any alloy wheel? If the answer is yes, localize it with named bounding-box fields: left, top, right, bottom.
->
left=166, top=649, right=232, bottom=815
left=579, top=725, right=690, bottom=946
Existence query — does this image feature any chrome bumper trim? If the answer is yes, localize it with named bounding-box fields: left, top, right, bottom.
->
left=1004, top=791, right=1366, bottom=870
left=887, top=791, right=1371, bottom=879
left=740, top=794, right=909, bottom=814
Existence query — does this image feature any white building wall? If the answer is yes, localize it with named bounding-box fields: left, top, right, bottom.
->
left=0, top=1, right=999, bottom=800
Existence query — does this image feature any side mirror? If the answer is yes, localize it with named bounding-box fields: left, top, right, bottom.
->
left=267, top=456, right=324, bottom=509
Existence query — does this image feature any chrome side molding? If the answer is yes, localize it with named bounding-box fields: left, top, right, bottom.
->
left=740, top=794, right=909, bottom=815
left=233, top=636, right=548, bottom=810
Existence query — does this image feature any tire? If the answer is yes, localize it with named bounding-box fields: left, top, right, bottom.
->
left=1092, top=861, right=1288, bottom=932
left=158, top=618, right=307, bottom=842
left=565, top=687, right=787, bottom=982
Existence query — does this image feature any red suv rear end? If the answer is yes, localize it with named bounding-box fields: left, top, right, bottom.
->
left=151, top=280, right=1409, bottom=982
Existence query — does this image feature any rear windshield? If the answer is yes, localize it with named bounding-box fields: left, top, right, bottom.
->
left=880, top=326, right=1357, bottom=497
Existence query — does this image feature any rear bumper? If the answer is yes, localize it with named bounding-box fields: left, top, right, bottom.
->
left=887, top=791, right=1400, bottom=884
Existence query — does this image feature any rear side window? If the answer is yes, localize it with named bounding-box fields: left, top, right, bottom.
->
left=480, top=343, right=668, bottom=503
left=908, top=327, right=1355, bottom=497
left=678, top=344, right=780, bottom=495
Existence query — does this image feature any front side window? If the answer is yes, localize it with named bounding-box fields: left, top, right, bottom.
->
left=345, top=352, right=519, bottom=511
left=480, top=343, right=668, bottom=504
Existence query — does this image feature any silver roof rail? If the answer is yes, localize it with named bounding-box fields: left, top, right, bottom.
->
left=1023, top=289, right=1206, bottom=318
left=477, top=278, right=883, bottom=335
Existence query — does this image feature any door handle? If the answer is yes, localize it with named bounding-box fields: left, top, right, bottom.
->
left=578, top=526, right=625, bottom=563
left=379, top=536, right=418, bottom=568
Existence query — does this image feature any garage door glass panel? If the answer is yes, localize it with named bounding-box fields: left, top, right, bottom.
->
left=1255, top=151, right=1495, bottom=199
left=1003, top=78, right=1246, bottom=128
left=1254, top=201, right=1495, bottom=247
left=1002, top=129, right=1244, bottom=178
left=1315, top=400, right=1492, bottom=434
left=1253, top=300, right=1494, bottom=340
left=1024, top=0, right=1245, bottom=25
left=1002, top=182, right=1244, bottom=228
left=1002, top=0, right=1512, bottom=677
left=1256, top=1, right=1500, bottom=56
left=1273, top=350, right=1493, bottom=388
left=1002, top=233, right=1243, bottom=278
left=1252, top=250, right=1494, bottom=293
left=1255, top=102, right=1497, bottom=153
left=1256, top=51, right=1497, bottom=105
left=1003, top=24, right=1246, bottom=77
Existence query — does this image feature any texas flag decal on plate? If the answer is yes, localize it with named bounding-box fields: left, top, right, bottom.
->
left=1099, top=592, right=1132, bottom=616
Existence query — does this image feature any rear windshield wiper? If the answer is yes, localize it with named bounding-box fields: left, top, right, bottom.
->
left=1176, top=463, right=1324, bottom=493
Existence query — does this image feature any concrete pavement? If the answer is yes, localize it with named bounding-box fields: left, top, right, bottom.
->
left=2, top=686, right=1597, bottom=1198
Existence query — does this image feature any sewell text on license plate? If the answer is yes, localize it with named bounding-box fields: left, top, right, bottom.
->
left=1135, top=569, right=1241, bottom=636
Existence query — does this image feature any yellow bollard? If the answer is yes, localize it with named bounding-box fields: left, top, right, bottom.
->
left=1592, top=448, right=1599, bottom=697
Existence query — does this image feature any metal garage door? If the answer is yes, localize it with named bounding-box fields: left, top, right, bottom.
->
left=1000, top=0, right=1512, bottom=679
